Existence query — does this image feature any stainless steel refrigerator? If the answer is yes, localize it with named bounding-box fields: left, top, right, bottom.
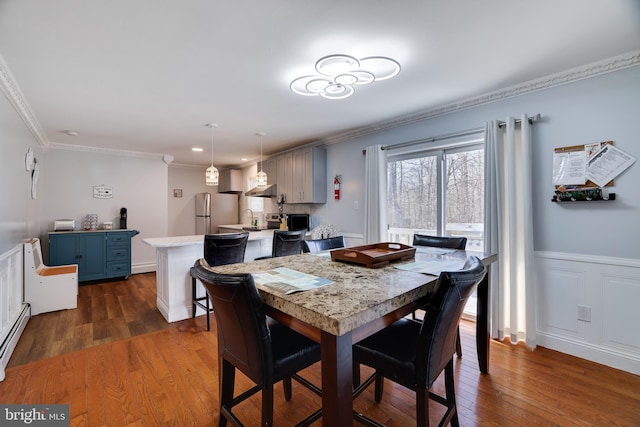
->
left=195, top=192, right=212, bottom=234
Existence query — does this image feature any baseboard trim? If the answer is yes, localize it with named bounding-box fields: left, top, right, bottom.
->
left=537, top=331, right=640, bottom=376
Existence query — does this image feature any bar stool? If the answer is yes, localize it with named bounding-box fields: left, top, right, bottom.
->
left=191, top=232, right=249, bottom=330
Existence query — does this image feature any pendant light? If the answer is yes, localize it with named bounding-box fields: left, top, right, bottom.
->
left=256, top=132, right=267, bottom=187
left=205, top=123, right=219, bottom=186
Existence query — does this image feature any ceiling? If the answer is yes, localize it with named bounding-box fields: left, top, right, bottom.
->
left=1, top=0, right=639, bottom=167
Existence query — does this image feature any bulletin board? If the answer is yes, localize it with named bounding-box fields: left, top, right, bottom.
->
left=552, top=140, right=636, bottom=202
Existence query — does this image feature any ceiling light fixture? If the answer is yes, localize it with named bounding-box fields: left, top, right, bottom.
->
left=290, top=54, right=401, bottom=100
left=205, top=123, right=219, bottom=186
left=256, top=132, right=267, bottom=187
left=192, top=147, right=203, bottom=152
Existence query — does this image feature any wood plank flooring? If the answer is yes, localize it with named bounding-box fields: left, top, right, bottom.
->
left=8, top=272, right=171, bottom=367
left=3, top=274, right=640, bottom=426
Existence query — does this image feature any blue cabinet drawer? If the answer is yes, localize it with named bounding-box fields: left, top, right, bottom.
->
left=106, top=232, right=130, bottom=245
left=106, top=246, right=130, bottom=261
left=106, top=261, right=131, bottom=277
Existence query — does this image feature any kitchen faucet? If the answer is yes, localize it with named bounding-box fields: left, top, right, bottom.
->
left=244, top=209, right=257, bottom=227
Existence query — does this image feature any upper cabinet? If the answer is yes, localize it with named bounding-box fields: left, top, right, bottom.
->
left=276, top=152, right=293, bottom=202
left=259, top=157, right=278, bottom=187
left=280, top=146, right=326, bottom=204
left=218, top=169, right=243, bottom=193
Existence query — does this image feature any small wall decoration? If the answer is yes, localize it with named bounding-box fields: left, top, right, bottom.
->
left=93, top=185, right=113, bottom=199
left=173, top=189, right=183, bottom=198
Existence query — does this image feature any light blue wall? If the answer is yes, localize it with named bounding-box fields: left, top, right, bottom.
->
left=322, top=65, right=640, bottom=259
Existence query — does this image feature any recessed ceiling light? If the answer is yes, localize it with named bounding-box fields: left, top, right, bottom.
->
left=192, top=147, right=204, bottom=152
left=241, top=157, right=248, bottom=161
left=61, top=130, right=78, bottom=136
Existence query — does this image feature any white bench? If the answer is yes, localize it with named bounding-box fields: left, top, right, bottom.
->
left=24, top=238, right=78, bottom=315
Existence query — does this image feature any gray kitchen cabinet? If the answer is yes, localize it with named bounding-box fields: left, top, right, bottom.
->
left=276, top=152, right=293, bottom=202
left=290, top=146, right=327, bottom=203
left=49, top=230, right=139, bottom=282
left=218, top=168, right=243, bottom=193
left=259, top=157, right=277, bottom=188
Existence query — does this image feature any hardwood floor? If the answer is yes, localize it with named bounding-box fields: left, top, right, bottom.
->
left=3, top=274, right=640, bottom=426
left=8, top=272, right=171, bottom=367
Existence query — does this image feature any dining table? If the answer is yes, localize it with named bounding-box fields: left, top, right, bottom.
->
left=209, top=246, right=497, bottom=426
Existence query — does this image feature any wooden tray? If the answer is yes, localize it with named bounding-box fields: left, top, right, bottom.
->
left=330, top=243, right=416, bottom=268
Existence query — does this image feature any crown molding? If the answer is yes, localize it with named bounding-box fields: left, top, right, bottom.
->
left=2, top=49, right=639, bottom=153
left=321, top=50, right=640, bottom=145
left=48, top=142, right=167, bottom=161
left=0, top=53, right=48, bottom=146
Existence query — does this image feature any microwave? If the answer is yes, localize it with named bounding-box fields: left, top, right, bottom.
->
left=286, top=214, right=310, bottom=231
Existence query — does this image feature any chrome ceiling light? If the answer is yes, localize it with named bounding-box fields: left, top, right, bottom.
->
left=256, top=132, right=268, bottom=187
left=290, top=54, right=401, bottom=100
left=205, top=123, right=219, bottom=186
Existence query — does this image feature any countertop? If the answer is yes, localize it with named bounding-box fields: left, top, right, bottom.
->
left=143, top=230, right=274, bottom=248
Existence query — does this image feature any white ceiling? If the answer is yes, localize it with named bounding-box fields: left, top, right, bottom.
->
left=1, top=0, right=639, bottom=167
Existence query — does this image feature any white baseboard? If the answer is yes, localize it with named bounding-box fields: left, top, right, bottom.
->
left=132, top=262, right=156, bottom=274
left=537, top=331, right=640, bottom=375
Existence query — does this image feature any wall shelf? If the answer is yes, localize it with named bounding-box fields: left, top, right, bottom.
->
left=552, top=193, right=616, bottom=202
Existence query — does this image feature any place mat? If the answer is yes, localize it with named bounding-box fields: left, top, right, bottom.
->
left=394, top=259, right=466, bottom=276
left=253, top=267, right=334, bottom=294
left=414, top=246, right=457, bottom=255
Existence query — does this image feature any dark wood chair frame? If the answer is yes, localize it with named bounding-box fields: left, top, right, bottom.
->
left=412, top=234, right=468, bottom=358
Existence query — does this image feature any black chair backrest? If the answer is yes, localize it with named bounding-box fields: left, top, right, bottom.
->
left=204, top=232, right=249, bottom=266
left=193, top=259, right=272, bottom=386
left=417, top=256, right=485, bottom=386
left=271, top=229, right=305, bottom=257
left=413, top=234, right=467, bottom=250
left=302, top=236, right=346, bottom=253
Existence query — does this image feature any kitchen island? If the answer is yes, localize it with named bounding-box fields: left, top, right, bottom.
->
left=143, top=229, right=273, bottom=322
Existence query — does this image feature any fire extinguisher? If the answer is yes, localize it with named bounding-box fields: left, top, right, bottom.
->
left=334, top=175, right=341, bottom=200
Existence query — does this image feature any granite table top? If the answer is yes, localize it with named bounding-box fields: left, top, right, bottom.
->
left=207, top=249, right=495, bottom=337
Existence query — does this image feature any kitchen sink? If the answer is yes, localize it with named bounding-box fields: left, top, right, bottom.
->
left=242, top=226, right=268, bottom=231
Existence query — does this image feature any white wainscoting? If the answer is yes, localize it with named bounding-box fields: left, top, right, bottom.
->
left=0, top=245, right=30, bottom=381
left=536, top=252, right=640, bottom=375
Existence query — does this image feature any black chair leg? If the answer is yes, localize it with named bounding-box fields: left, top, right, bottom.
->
left=219, top=359, right=235, bottom=427
left=262, top=385, right=274, bottom=427
left=205, top=295, right=211, bottom=331
left=374, top=374, right=384, bottom=403
left=416, top=387, right=429, bottom=427
left=283, top=376, right=292, bottom=401
left=444, top=359, right=459, bottom=427
left=455, top=326, right=462, bottom=357
left=191, top=277, right=197, bottom=319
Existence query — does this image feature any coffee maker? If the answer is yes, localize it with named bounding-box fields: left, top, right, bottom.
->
left=120, top=207, right=127, bottom=229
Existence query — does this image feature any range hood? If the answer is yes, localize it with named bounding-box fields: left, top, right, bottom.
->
left=245, top=184, right=277, bottom=198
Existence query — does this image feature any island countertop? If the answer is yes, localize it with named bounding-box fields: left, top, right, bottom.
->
left=143, top=230, right=274, bottom=248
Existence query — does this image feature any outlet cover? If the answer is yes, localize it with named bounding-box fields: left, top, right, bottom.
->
left=578, top=305, right=591, bottom=322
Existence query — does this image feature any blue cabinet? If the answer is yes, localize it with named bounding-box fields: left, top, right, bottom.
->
left=49, top=230, right=139, bottom=282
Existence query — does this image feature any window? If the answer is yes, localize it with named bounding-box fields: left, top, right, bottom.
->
left=387, top=135, right=484, bottom=316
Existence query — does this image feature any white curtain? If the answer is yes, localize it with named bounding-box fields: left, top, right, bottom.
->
left=484, top=115, right=536, bottom=349
left=363, top=145, right=387, bottom=244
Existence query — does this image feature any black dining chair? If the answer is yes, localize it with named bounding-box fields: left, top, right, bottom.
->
left=190, top=232, right=249, bottom=331
left=255, top=229, right=306, bottom=260
left=302, top=235, right=346, bottom=253
left=352, top=256, right=486, bottom=427
left=412, top=234, right=467, bottom=357
left=192, top=259, right=322, bottom=427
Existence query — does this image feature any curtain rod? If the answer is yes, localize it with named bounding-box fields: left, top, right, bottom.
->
left=368, top=113, right=542, bottom=153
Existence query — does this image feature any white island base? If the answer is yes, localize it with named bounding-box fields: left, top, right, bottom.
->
left=143, top=231, right=273, bottom=322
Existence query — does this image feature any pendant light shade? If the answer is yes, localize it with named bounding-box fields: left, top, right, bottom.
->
left=256, top=132, right=267, bottom=187
left=206, top=123, right=219, bottom=186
